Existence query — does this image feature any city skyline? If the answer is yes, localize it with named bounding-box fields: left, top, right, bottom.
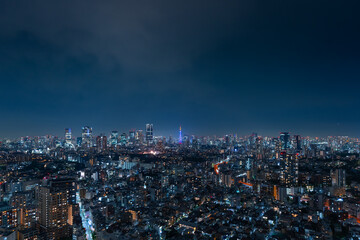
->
left=2, top=124, right=360, bottom=140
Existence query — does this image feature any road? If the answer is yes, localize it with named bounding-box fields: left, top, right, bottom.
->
left=77, top=192, right=94, bottom=240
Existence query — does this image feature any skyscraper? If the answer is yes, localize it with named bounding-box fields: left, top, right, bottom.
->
left=280, top=153, right=298, bottom=187
left=280, top=132, right=290, bottom=150
left=120, top=133, right=128, bottom=146
left=293, top=135, right=302, bottom=152
left=331, top=169, right=346, bottom=187
left=81, top=126, right=92, bottom=148
left=135, top=130, right=144, bottom=144
left=146, top=124, right=153, bottom=143
left=96, top=135, right=107, bottom=152
left=64, top=128, right=71, bottom=144
left=110, top=131, right=118, bottom=146
left=129, top=129, right=136, bottom=143
left=38, top=179, right=75, bottom=239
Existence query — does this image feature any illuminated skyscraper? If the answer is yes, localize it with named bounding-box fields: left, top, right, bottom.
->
left=64, top=128, right=71, bottom=144
left=146, top=124, right=153, bottom=143
left=38, top=179, right=75, bottom=239
left=280, top=132, right=290, bottom=150
left=96, top=135, right=107, bottom=152
left=331, top=169, right=346, bottom=187
left=129, top=129, right=136, bottom=143
left=110, top=131, right=118, bottom=146
left=120, top=133, right=127, bottom=145
left=293, top=135, right=301, bottom=152
left=280, top=153, right=298, bottom=187
left=136, top=130, right=144, bottom=144
left=81, top=126, right=92, bottom=148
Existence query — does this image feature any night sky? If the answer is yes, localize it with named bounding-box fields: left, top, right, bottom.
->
left=1, top=1, right=360, bottom=138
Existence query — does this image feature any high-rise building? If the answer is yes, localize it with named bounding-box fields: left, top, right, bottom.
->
left=280, top=132, right=290, bottom=150
left=10, top=191, right=36, bottom=229
left=110, top=131, right=118, bottom=146
left=293, top=135, right=301, bottom=152
left=331, top=169, right=346, bottom=187
left=135, top=130, right=144, bottom=144
left=129, top=129, right=136, bottom=143
left=64, top=128, right=71, bottom=144
left=96, top=135, right=107, bottom=152
left=120, top=133, right=127, bottom=145
left=146, top=124, right=153, bottom=143
left=280, top=153, right=298, bottom=187
left=81, top=126, right=92, bottom=148
left=38, top=179, right=75, bottom=239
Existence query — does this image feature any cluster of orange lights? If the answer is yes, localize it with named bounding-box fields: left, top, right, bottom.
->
left=238, top=180, right=253, bottom=187
left=213, top=161, right=253, bottom=187
left=348, top=215, right=360, bottom=224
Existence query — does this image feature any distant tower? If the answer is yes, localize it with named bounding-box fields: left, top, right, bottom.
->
left=280, top=132, right=290, bottom=150
left=96, top=135, right=107, bottom=152
left=110, top=131, right=118, bottom=146
left=293, top=135, right=301, bottom=152
left=146, top=124, right=153, bottom=143
left=82, top=126, right=93, bottom=148
left=136, top=130, right=144, bottom=144
left=120, top=133, right=128, bottom=145
left=129, top=129, right=136, bottom=143
left=179, top=126, right=182, bottom=144
left=65, top=128, right=72, bottom=144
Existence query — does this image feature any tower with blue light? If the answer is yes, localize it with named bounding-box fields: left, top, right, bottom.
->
left=179, top=125, right=182, bottom=144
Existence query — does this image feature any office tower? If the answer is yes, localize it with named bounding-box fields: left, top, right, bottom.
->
left=293, top=135, right=301, bottom=152
left=135, top=130, right=144, bottom=144
left=146, top=124, right=153, bottom=143
left=179, top=126, right=182, bottom=144
left=129, top=129, right=135, bottom=143
left=38, top=179, right=75, bottom=239
left=120, top=133, right=127, bottom=145
left=280, top=132, right=290, bottom=150
left=81, top=126, right=92, bottom=148
left=331, top=169, right=346, bottom=187
left=96, top=135, right=107, bottom=152
left=280, top=153, right=298, bottom=187
left=110, top=131, right=118, bottom=146
left=64, top=128, right=71, bottom=144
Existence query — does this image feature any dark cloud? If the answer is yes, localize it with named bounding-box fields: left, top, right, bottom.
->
left=0, top=0, right=360, bottom=138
